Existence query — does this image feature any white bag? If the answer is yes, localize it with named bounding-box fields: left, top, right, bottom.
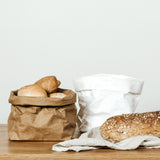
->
left=74, top=74, right=144, bottom=132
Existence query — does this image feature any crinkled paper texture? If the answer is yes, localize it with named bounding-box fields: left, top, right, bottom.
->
left=8, top=89, right=77, bottom=141
left=74, top=74, right=144, bottom=132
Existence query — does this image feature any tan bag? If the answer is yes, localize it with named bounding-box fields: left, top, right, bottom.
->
left=8, top=88, right=77, bottom=141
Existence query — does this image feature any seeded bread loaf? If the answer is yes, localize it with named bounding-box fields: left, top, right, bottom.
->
left=100, top=111, right=160, bottom=142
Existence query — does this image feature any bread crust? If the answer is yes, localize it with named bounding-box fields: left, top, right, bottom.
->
left=100, top=111, right=160, bottom=142
left=17, top=84, right=47, bottom=97
left=35, top=76, right=61, bottom=93
left=49, top=92, right=66, bottom=98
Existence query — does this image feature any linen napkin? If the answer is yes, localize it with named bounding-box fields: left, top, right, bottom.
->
left=52, top=127, right=160, bottom=152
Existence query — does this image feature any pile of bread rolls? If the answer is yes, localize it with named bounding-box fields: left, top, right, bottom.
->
left=17, top=76, right=66, bottom=98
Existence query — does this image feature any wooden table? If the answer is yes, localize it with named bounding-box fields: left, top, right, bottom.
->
left=1, top=124, right=160, bottom=160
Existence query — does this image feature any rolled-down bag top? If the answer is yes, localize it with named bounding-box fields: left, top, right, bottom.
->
left=74, top=74, right=144, bottom=132
left=8, top=88, right=77, bottom=141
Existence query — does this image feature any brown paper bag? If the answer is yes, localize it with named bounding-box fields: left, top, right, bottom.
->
left=8, top=88, right=77, bottom=141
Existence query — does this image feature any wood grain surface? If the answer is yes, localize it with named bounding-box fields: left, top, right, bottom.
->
left=0, top=124, right=160, bottom=160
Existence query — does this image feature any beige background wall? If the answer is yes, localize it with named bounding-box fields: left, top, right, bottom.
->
left=0, top=0, right=160, bottom=123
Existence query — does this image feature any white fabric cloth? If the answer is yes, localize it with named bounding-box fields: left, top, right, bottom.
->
left=74, top=74, right=144, bottom=132
left=52, top=127, right=160, bottom=152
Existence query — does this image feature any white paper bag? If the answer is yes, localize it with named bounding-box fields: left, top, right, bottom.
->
left=74, top=74, right=144, bottom=132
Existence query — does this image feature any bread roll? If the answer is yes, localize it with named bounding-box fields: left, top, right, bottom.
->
left=35, top=76, right=61, bottom=93
left=49, top=93, right=66, bottom=98
left=100, top=111, right=160, bottom=142
left=17, top=84, right=47, bottom=97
